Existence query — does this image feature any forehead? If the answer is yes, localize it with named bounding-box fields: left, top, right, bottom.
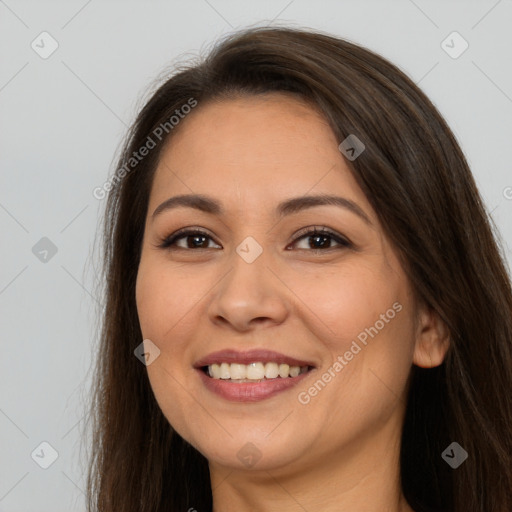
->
left=149, top=93, right=372, bottom=218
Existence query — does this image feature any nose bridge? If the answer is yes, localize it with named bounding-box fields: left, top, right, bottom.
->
left=220, top=234, right=271, bottom=302
left=208, top=234, right=288, bottom=329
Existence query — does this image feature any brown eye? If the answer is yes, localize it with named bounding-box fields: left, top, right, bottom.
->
left=290, top=227, right=352, bottom=252
left=158, top=229, right=221, bottom=250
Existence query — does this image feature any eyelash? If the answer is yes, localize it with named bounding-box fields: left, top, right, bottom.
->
left=157, top=226, right=352, bottom=253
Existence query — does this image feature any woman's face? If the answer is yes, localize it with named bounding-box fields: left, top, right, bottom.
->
left=135, top=93, right=442, bottom=475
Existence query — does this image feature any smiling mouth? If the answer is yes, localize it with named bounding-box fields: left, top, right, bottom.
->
left=202, top=362, right=314, bottom=382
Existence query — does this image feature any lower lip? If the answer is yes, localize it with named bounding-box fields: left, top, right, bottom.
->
left=196, top=368, right=314, bottom=402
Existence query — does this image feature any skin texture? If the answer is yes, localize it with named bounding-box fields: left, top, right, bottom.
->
left=135, top=93, right=450, bottom=512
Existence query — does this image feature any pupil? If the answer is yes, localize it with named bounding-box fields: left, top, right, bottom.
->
left=311, top=235, right=329, bottom=248
left=190, top=235, right=206, bottom=248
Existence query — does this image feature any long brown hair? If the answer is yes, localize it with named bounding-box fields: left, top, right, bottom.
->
left=85, top=26, right=512, bottom=511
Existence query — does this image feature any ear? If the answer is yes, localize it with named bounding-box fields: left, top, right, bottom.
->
left=412, top=303, right=450, bottom=368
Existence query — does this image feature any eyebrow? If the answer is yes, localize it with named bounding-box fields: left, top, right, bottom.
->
left=151, top=193, right=372, bottom=225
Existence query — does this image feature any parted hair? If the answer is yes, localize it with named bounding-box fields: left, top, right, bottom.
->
left=85, top=26, right=512, bottom=512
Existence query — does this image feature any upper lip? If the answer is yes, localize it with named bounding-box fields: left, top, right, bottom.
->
left=193, top=349, right=316, bottom=368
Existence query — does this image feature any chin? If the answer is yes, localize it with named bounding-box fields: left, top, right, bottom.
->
left=186, top=430, right=307, bottom=471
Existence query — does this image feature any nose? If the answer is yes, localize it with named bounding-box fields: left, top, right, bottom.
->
left=207, top=245, right=290, bottom=333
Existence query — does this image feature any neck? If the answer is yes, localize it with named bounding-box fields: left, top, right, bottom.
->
left=209, top=415, right=414, bottom=512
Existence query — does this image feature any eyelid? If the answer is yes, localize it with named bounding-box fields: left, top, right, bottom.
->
left=290, top=225, right=351, bottom=245
left=156, top=226, right=218, bottom=249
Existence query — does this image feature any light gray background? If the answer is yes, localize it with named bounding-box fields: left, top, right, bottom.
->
left=1, top=1, right=511, bottom=510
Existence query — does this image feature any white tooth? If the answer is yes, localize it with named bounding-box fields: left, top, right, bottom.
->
left=210, top=363, right=221, bottom=379
left=264, top=362, right=279, bottom=378
left=220, top=362, right=230, bottom=379
left=246, top=362, right=265, bottom=379
left=289, top=366, right=300, bottom=377
left=208, top=361, right=308, bottom=380
left=278, top=363, right=290, bottom=378
left=230, top=363, right=246, bottom=379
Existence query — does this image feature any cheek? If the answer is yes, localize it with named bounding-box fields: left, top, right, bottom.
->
left=285, top=259, right=402, bottom=346
left=135, top=262, right=204, bottom=437
left=135, top=260, right=200, bottom=340
left=291, top=261, right=415, bottom=405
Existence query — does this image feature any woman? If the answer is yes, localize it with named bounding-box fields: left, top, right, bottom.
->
left=85, top=27, right=512, bottom=511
